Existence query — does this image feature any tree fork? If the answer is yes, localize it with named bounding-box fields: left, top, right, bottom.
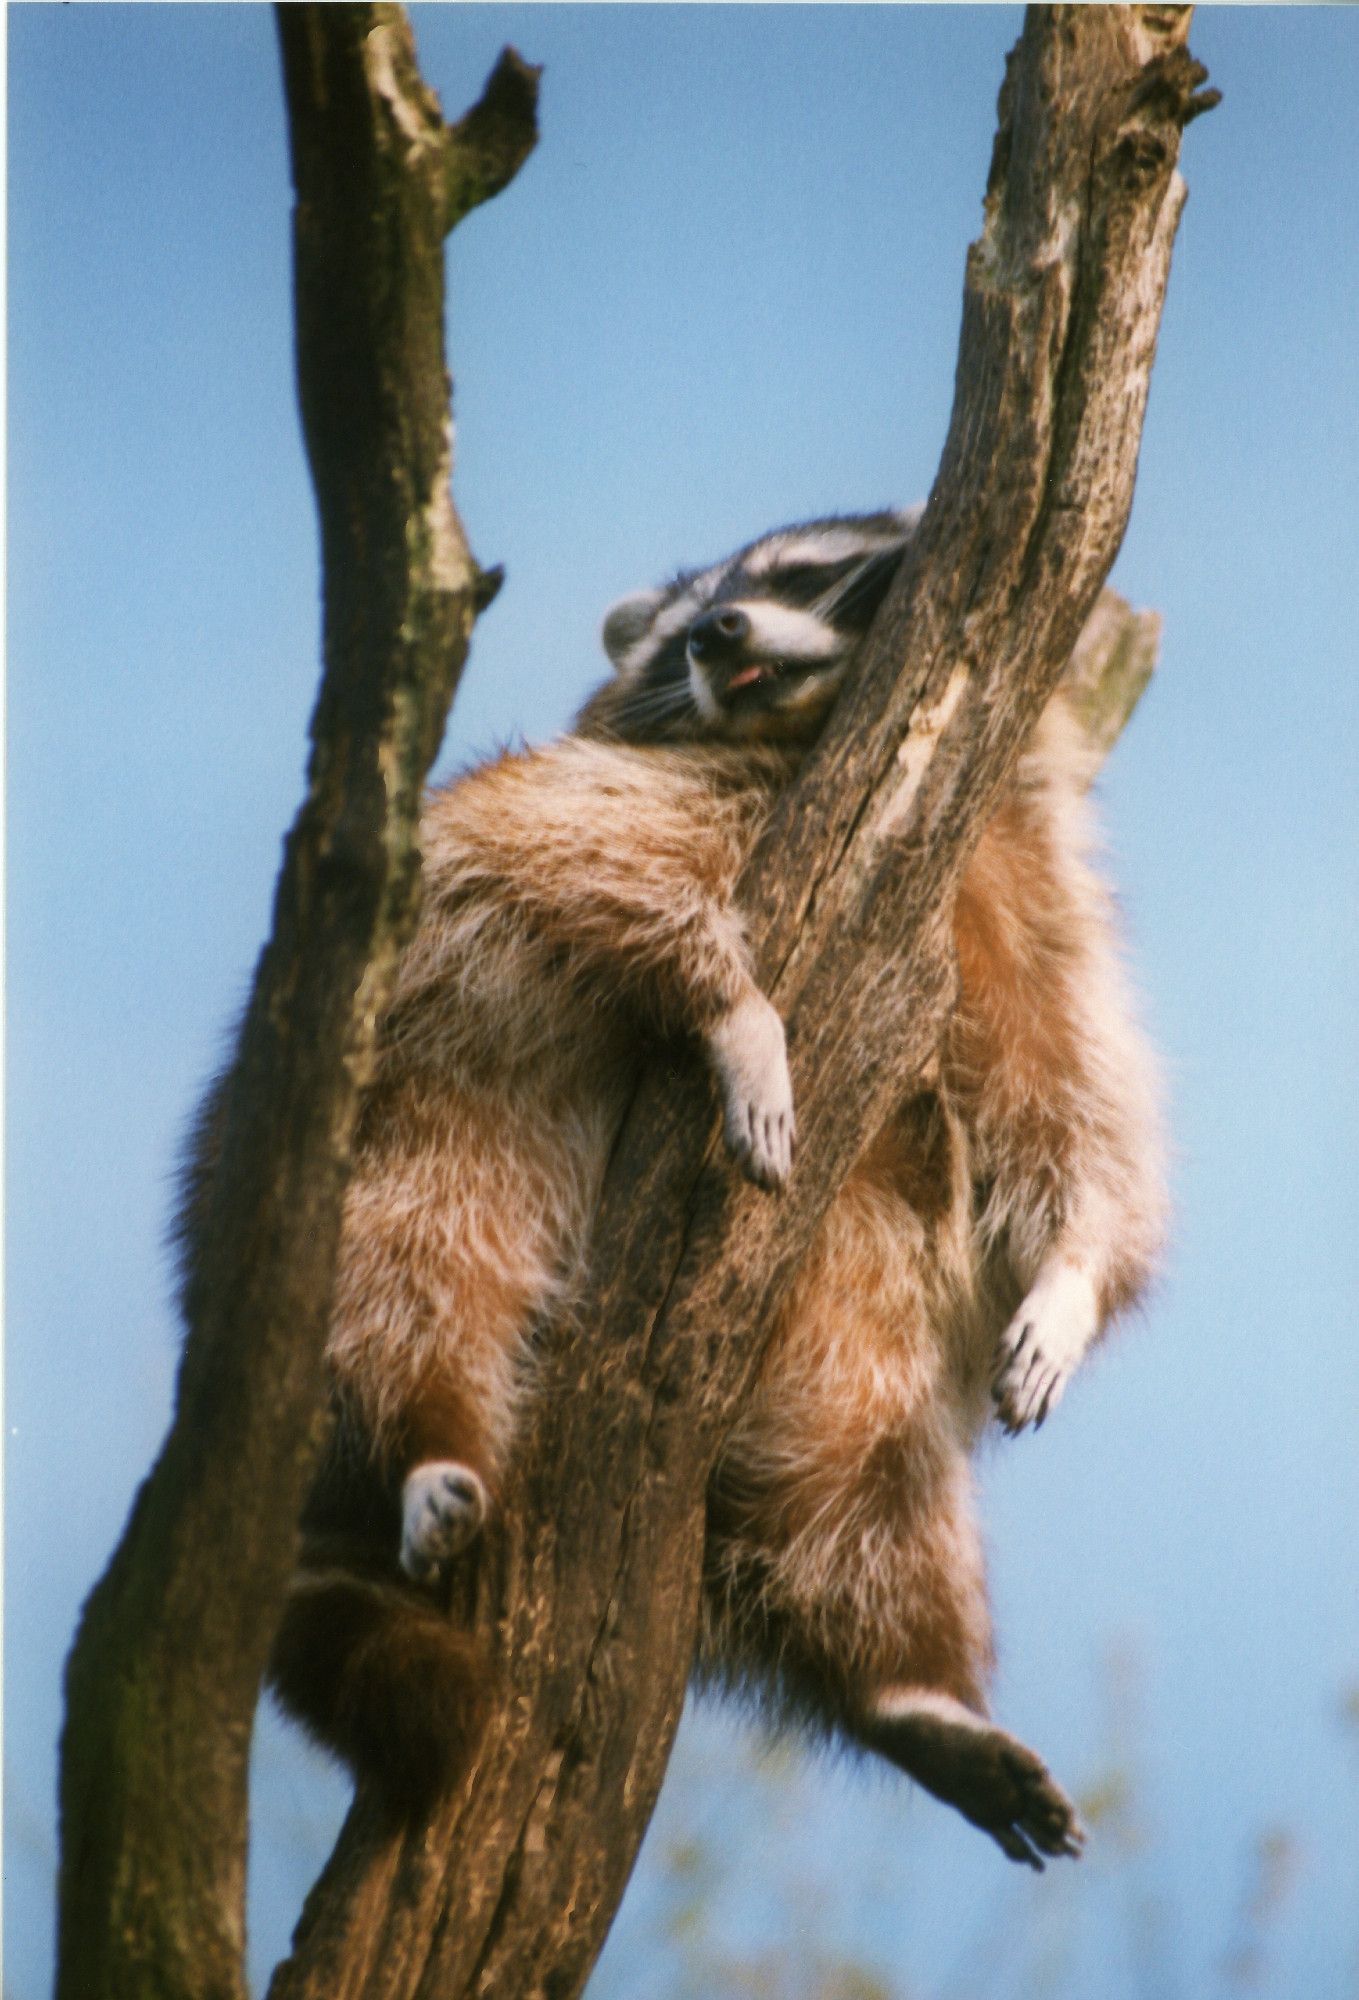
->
left=268, top=9, right=1214, bottom=2000
left=55, top=11, right=538, bottom=1998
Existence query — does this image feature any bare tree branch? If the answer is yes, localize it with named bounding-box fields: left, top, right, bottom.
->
left=444, top=46, right=543, bottom=233
left=54, top=10, right=537, bottom=1997
left=268, top=9, right=1213, bottom=1999
left=1065, top=591, right=1161, bottom=764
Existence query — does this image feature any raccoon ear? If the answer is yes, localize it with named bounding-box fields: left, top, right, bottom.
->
left=601, top=590, right=665, bottom=672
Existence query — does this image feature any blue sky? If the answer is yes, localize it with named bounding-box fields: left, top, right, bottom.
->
left=7, top=7, right=1358, bottom=1998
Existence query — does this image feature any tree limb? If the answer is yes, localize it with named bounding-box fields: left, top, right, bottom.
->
left=54, top=11, right=537, bottom=1997
left=1065, top=591, right=1161, bottom=763
left=444, top=46, right=543, bottom=233
left=268, top=9, right=1211, bottom=1999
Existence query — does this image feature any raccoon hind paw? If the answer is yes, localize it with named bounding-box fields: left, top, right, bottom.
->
left=866, top=1689, right=1085, bottom=1869
left=400, top=1460, right=489, bottom=1583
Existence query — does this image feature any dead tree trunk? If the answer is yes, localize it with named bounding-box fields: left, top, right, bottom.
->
left=267, top=9, right=1214, bottom=2000
left=55, top=12, right=537, bottom=1998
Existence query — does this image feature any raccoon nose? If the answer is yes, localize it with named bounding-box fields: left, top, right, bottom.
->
left=689, top=607, right=751, bottom=659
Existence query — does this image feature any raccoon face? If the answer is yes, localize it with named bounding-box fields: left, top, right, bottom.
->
left=597, top=510, right=920, bottom=745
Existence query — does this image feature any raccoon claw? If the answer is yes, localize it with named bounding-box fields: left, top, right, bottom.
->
left=727, top=1097, right=797, bottom=1191
left=991, top=1262, right=1099, bottom=1435
left=992, top=1326, right=1070, bottom=1435
left=709, top=992, right=796, bottom=1191
left=400, top=1461, right=489, bottom=1583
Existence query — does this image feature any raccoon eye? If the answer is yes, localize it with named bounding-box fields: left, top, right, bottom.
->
left=767, top=560, right=859, bottom=607
left=774, top=544, right=906, bottom=630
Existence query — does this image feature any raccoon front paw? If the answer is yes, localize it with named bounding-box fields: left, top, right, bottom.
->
left=708, top=991, right=796, bottom=1191
left=992, top=1262, right=1099, bottom=1435
left=400, top=1461, right=489, bottom=1584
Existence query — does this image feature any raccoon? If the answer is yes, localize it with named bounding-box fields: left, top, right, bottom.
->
left=181, top=510, right=1165, bottom=1868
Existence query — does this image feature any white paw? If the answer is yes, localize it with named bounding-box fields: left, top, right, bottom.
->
left=992, top=1262, right=1099, bottom=1435
left=399, top=1460, right=489, bottom=1583
left=708, top=991, right=796, bottom=1190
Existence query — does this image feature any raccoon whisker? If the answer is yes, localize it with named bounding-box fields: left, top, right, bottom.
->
left=612, top=689, right=697, bottom=736
left=831, top=567, right=885, bottom=615
left=616, top=685, right=694, bottom=723
left=839, top=557, right=897, bottom=615
left=809, top=554, right=878, bottom=621
left=615, top=675, right=691, bottom=707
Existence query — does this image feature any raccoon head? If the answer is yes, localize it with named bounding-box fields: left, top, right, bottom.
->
left=585, top=509, right=921, bottom=746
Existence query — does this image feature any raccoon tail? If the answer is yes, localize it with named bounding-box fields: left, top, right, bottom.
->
left=267, top=1560, right=487, bottom=1813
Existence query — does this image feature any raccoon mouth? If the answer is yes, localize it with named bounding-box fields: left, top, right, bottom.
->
left=725, top=661, right=779, bottom=693
left=687, top=641, right=842, bottom=728
left=720, top=656, right=833, bottom=701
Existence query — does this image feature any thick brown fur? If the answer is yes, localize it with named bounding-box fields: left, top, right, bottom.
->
left=180, top=516, right=1165, bottom=1860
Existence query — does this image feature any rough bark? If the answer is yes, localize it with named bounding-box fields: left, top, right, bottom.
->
left=55, top=11, right=537, bottom=1999
left=267, top=10, right=1214, bottom=2000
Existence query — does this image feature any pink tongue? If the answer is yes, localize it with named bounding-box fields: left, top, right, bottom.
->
left=726, top=664, right=767, bottom=691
